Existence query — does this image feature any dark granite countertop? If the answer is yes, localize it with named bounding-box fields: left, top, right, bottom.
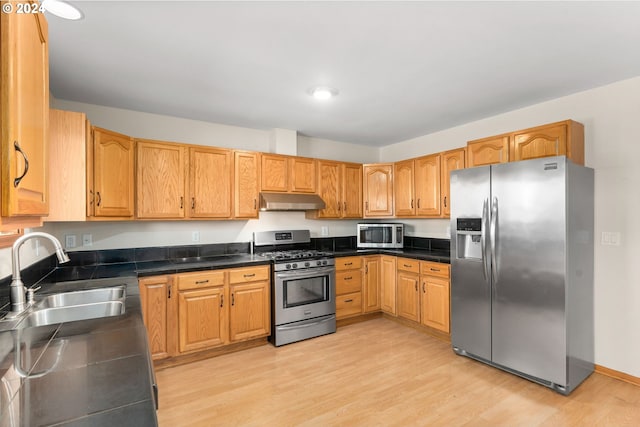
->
left=333, top=248, right=451, bottom=264
left=0, top=276, right=158, bottom=427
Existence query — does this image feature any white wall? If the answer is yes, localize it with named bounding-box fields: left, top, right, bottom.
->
left=382, top=75, right=640, bottom=378
left=297, top=135, right=379, bottom=164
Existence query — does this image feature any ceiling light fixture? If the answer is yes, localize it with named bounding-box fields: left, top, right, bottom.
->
left=41, top=0, right=84, bottom=20
left=309, top=86, right=339, bottom=101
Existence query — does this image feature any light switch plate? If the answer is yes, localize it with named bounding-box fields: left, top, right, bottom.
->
left=82, top=234, right=93, bottom=246
left=65, top=235, right=77, bottom=248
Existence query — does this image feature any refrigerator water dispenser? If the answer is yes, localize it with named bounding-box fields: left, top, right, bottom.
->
left=456, top=218, right=482, bottom=260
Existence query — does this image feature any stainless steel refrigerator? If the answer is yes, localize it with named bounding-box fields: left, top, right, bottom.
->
left=450, top=156, right=594, bottom=395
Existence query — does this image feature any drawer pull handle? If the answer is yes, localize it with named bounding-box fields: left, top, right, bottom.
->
left=243, top=273, right=256, bottom=278
left=422, top=283, right=426, bottom=293
left=13, top=141, right=29, bottom=187
left=232, top=293, right=235, bottom=306
left=220, top=294, right=224, bottom=308
left=195, top=279, right=210, bottom=285
left=415, top=283, right=418, bottom=292
left=344, top=276, right=352, bottom=280
left=430, top=268, right=440, bottom=272
left=345, top=299, right=353, bottom=303
left=403, top=264, right=412, bottom=268
left=344, top=262, right=353, bottom=266
left=168, top=285, right=172, bottom=299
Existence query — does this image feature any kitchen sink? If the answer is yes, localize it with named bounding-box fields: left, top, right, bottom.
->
left=35, top=286, right=126, bottom=308
left=0, top=286, right=127, bottom=331
left=18, top=301, right=125, bottom=329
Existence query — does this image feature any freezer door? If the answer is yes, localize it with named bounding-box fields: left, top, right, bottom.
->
left=490, top=157, right=567, bottom=385
left=450, top=166, right=492, bottom=361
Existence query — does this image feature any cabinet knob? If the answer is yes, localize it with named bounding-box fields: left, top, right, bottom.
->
left=96, top=192, right=102, bottom=206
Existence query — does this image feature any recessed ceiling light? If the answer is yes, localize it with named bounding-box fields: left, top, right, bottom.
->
left=309, top=86, right=339, bottom=101
left=42, top=0, right=83, bottom=20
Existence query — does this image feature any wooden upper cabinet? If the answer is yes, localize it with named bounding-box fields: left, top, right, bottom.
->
left=136, top=140, right=186, bottom=219
left=467, top=134, right=510, bottom=167
left=310, top=160, right=362, bottom=219
left=260, top=153, right=316, bottom=193
left=234, top=150, right=260, bottom=219
left=47, top=109, right=88, bottom=222
left=189, top=146, right=233, bottom=218
left=363, top=164, right=393, bottom=217
left=414, top=154, right=441, bottom=217
left=394, top=160, right=415, bottom=216
left=342, top=163, right=363, bottom=218
left=261, top=154, right=288, bottom=192
left=440, top=148, right=466, bottom=218
left=1, top=11, right=49, bottom=220
left=290, top=157, right=316, bottom=193
left=511, top=120, right=584, bottom=165
left=91, top=127, right=135, bottom=218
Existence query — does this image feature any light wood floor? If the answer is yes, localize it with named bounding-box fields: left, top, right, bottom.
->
left=156, top=318, right=640, bottom=426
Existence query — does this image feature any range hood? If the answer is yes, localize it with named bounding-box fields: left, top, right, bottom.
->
left=259, top=192, right=326, bottom=211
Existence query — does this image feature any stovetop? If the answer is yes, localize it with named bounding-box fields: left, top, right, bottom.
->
left=258, top=250, right=333, bottom=261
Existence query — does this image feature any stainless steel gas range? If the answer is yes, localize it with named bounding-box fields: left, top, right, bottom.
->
left=253, top=230, right=336, bottom=346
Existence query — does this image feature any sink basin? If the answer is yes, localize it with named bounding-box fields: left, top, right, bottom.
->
left=17, top=301, right=125, bottom=329
left=35, top=286, right=126, bottom=308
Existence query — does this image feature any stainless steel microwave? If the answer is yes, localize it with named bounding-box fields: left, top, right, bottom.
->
left=357, top=223, right=404, bottom=249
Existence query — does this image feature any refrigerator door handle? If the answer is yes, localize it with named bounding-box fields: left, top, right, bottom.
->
left=490, top=196, right=499, bottom=283
left=481, top=198, right=489, bottom=282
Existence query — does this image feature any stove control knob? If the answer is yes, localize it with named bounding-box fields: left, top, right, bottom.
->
left=292, top=263, right=298, bottom=269
left=304, top=262, right=310, bottom=267
left=322, top=260, right=328, bottom=265
left=316, top=261, right=321, bottom=266
left=286, top=264, right=292, bottom=270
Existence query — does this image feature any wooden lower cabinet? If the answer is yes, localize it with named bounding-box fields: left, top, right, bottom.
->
left=335, top=256, right=363, bottom=319
left=139, top=265, right=271, bottom=360
left=396, top=270, right=420, bottom=322
left=380, top=256, right=397, bottom=315
left=139, top=275, right=176, bottom=360
left=363, top=256, right=381, bottom=313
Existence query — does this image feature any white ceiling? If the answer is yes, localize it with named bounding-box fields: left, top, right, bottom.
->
left=47, top=1, right=640, bottom=147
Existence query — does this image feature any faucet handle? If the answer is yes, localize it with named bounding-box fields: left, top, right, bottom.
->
left=27, top=286, right=41, bottom=304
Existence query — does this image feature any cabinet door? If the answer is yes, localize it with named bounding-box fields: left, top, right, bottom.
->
left=316, top=160, right=341, bottom=218
left=47, top=109, right=87, bottom=221
left=139, top=276, right=174, bottom=360
left=92, top=127, right=135, bottom=217
left=415, top=154, right=441, bottom=216
left=189, top=146, right=232, bottom=218
left=229, top=281, right=270, bottom=342
left=397, top=271, right=420, bottom=322
left=290, top=157, right=316, bottom=193
left=342, top=163, right=363, bottom=218
left=380, top=256, right=397, bottom=315
left=1, top=12, right=49, bottom=217
left=421, top=276, right=450, bottom=333
left=178, top=286, right=227, bottom=353
left=511, top=123, right=567, bottom=162
left=467, top=135, right=509, bottom=167
left=440, top=148, right=465, bottom=218
left=363, top=164, right=393, bottom=217
left=261, top=154, right=288, bottom=192
left=393, top=160, right=415, bottom=216
left=234, top=150, right=260, bottom=218
left=363, top=257, right=381, bottom=313
left=136, top=140, right=185, bottom=219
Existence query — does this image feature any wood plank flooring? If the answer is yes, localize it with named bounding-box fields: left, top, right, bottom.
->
left=156, top=318, right=640, bottom=426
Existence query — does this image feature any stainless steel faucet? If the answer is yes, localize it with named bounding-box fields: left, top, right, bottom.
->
left=10, top=232, right=70, bottom=314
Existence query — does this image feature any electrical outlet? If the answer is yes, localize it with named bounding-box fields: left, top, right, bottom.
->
left=321, top=226, right=329, bottom=236
left=192, top=231, right=200, bottom=242
left=601, top=231, right=621, bottom=246
left=82, top=234, right=93, bottom=246
left=65, top=234, right=77, bottom=248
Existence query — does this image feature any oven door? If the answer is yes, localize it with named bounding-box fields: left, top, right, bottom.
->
left=274, top=266, right=335, bottom=326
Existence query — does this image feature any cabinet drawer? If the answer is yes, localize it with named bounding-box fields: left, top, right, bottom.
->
left=335, top=256, right=362, bottom=271
left=177, top=271, right=225, bottom=290
left=336, top=270, right=363, bottom=295
left=420, top=261, right=450, bottom=278
left=397, top=257, right=420, bottom=274
left=228, top=266, right=270, bottom=284
left=336, top=292, right=362, bottom=318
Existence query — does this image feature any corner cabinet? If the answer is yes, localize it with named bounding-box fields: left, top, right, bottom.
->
left=0, top=10, right=49, bottom=226
left=363, top=163, right=393, bottom=217
left=440, top=148, right=466, bottom=218
left=363, top=256, right=381, bottom=313
left=89, top=127, right=135, bottom=218
left=380, top=255, right=397, bottom=315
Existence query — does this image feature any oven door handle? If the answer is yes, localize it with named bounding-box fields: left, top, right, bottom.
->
left=275, top=266, right=336, bottom=279
left=277, top=316, right=335, bottom=330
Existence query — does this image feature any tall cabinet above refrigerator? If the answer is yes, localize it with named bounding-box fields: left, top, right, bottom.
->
left=450, top=156, right=594, bottom=395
